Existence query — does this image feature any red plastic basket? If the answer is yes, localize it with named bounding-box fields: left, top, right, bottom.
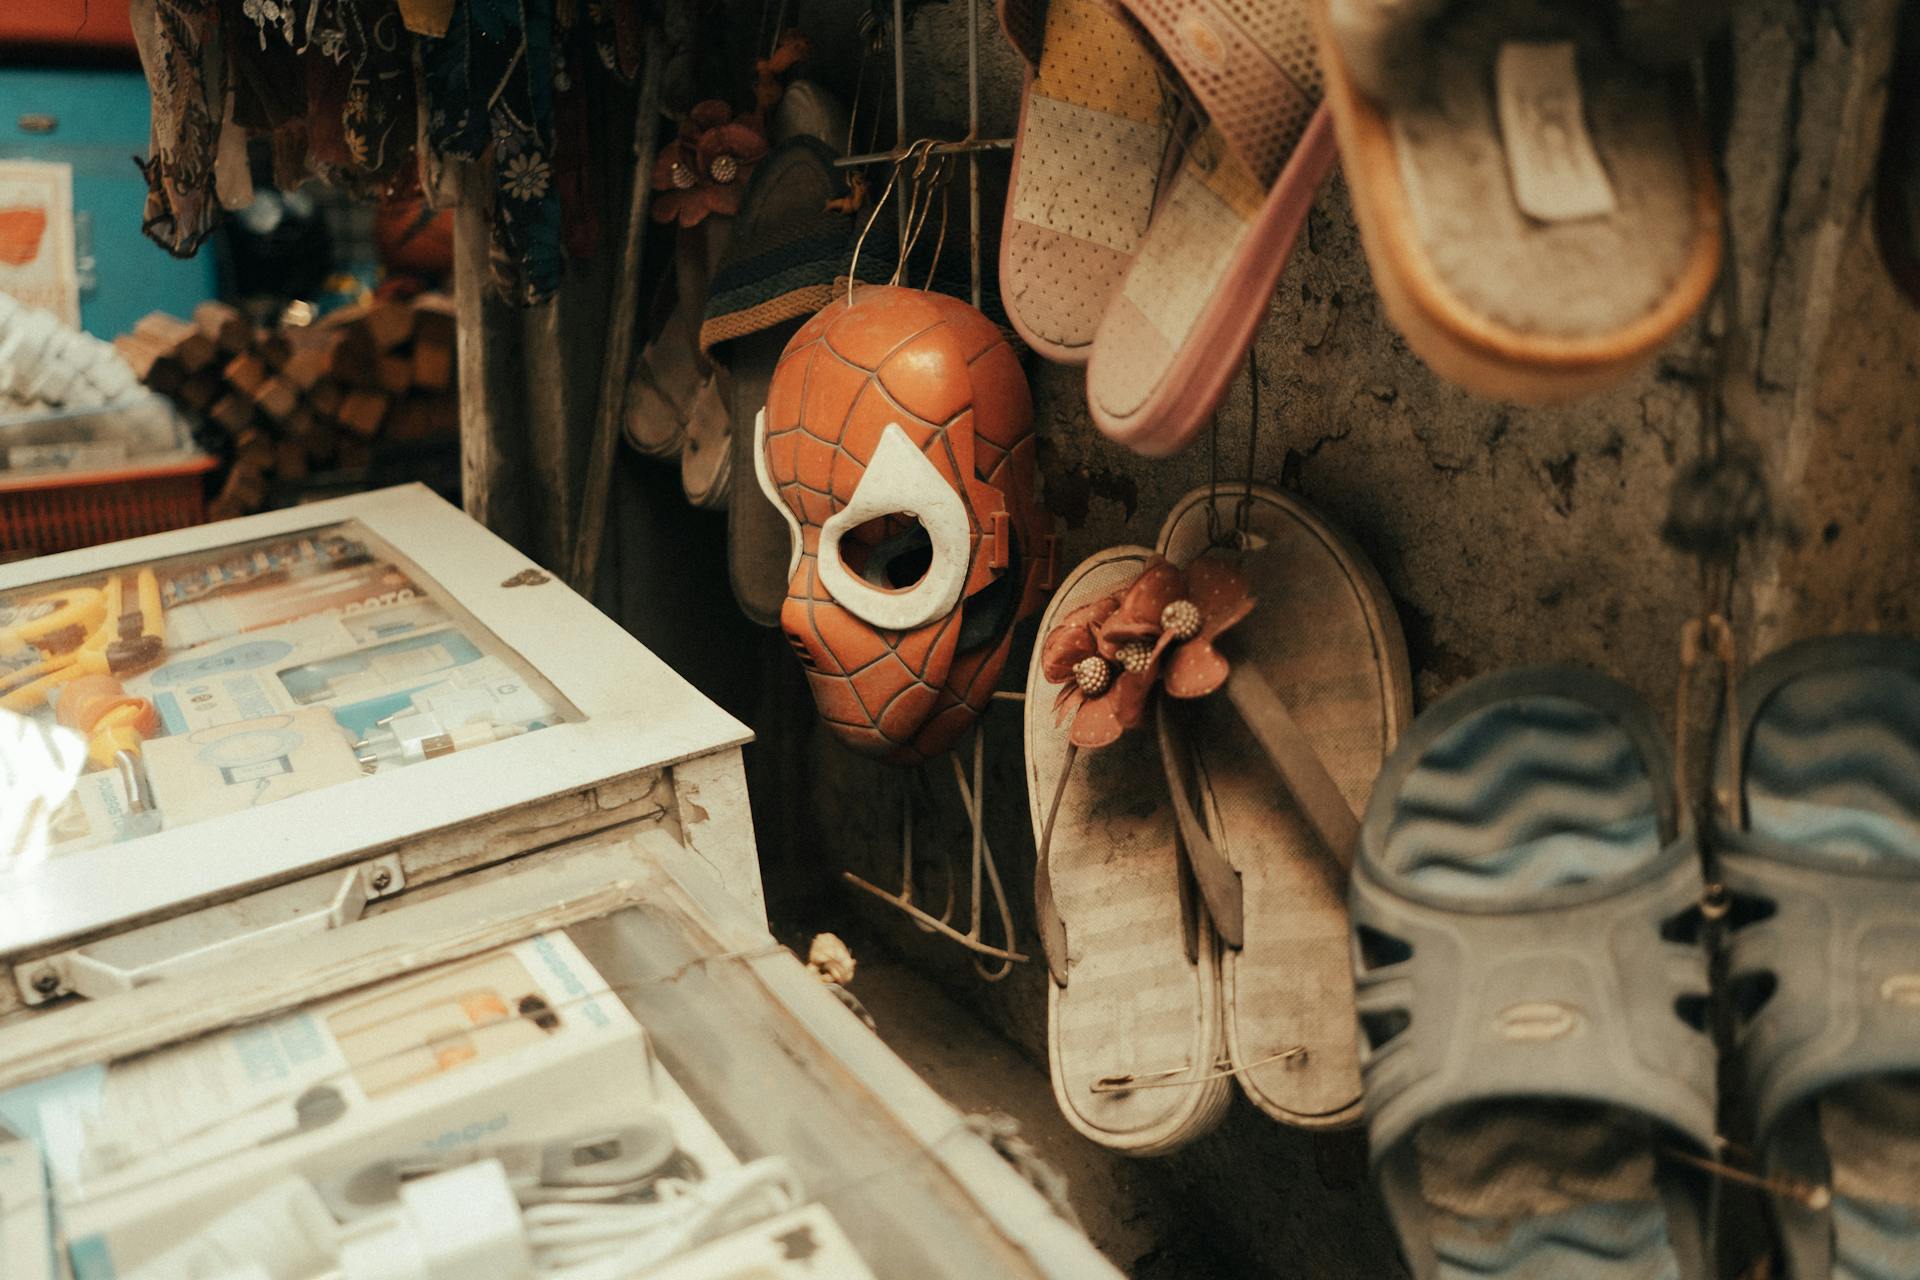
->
left=0, top=455, right=219, bottom=557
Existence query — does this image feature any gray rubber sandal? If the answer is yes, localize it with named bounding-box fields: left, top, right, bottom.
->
left=1711, top=634, right=1920, bottom=1280
left=1353, top=666, right=1716, bottom=1280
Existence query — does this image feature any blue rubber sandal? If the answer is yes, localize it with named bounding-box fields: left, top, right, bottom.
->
left=1352, top=667, right=1717, bottom=1280
left=1712, top=635, right=1920, bottom=1280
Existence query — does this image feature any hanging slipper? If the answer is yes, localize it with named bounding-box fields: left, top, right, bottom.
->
left=628, top=100, right=769, bottom=460
left=1314, top=0, right=1724, bottom=403
left=1351, top=666, right=1716, bottom=1279
left=998, top=0, right=1176, bottom=364
left=1156, top=482, right=1409, bottom=1125
left=1026, top=547, right=1237, bottom=1152
left=1082, top=0, right=1336, bottom=456
left=1711, top=635, right=1920, bottom=1280
left=704, top=136, right=856, bottom=625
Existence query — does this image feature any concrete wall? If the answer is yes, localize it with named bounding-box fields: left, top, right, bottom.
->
left=778, top=0, right=1919, bottom=1274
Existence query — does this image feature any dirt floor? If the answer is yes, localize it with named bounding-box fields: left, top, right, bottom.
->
left=841, top=951, right=1247, bottom=1279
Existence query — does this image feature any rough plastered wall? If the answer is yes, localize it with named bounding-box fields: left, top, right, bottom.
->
left=770, top=0, right=1919, bottom=1274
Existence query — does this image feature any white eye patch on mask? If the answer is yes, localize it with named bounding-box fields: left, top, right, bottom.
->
left=757, top=414, right=971, bottom=632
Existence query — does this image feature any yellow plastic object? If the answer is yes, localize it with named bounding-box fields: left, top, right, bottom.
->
left=0, top=586, right=105, bottom=656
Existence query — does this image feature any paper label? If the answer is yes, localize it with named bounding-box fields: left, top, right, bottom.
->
left=1495, top=42, right=1617, bottom=223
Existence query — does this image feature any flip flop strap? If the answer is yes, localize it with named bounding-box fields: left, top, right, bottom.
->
left=1718, top=836, right=1920, bottom=1146
left=1352, top=842, right=1718, bottom=1162
left=1033, top=743, right=1077, bottom=986
left=1221, top=663, right=1361, bottom=872
left=1155, top=699, right=1244, bottom=948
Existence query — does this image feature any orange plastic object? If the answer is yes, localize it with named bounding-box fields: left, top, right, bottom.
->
left=0, top=456, right=218, bottom=556
left=0, top=208, right=48, bottom=268
left=55, top=673, right=158, bottom=770
left=763, top=286, right=1053, bottom=763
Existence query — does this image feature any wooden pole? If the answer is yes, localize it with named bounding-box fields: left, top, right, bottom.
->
left=568, top=27, right=667, bottom=596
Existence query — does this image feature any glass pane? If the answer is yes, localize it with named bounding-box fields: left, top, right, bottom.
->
left=0, top=520, right=577, bottom=868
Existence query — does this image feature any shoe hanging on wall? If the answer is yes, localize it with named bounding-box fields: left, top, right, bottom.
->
left=1351, top=665, right=1716, bottom=1278
left=1315, top=0, right=1725, bottom=403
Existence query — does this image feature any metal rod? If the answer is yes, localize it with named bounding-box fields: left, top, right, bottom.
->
left=834, top=137, right=1012, bottom=168
left=893, top=0, right=908, bottom=245
left=967, top=0, right=982, bottom=310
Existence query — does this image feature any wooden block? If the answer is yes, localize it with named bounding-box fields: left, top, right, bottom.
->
left=212, top=462, right=269, bottom=519
left=328, top=326, right=376, bottom=385
left=305, top=422, right=340, bottom=464
left=336, top=390, right=390, bottom=438
left=337, top=437, right=375, bottom=470
left=192, top=301, right=252, bottom=354
left=258, top=332, right=292, bottom=370
left=113, top=335, right=185, bottom=395
left=133, top=313, right=216, bottom=372
left=423, top=393, right=458, bottom=437
left=208, top=393, right=254, bottom=434
left=286, top=406, right=318, bottom=441
left=309, top=382, right=344, bottom=417
left=375, top=353, right=413, bottom=396
left=223, top=351, right=269, bottom=398
left=280, top=338, right=334, bottom=391
left=256, top=375, right=299, bottom=421
left=364, top=299, right=416, bottom=351
left=274, top=437, right=309, bottom=482
left=176, top=372, right=221, bottom=411
left=410, top=339, right=453, bottom=392
left=234, top=428, right=276, bottom=472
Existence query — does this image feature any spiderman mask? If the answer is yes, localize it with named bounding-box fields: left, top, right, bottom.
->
left=754, top=285, right=1055, bottom=762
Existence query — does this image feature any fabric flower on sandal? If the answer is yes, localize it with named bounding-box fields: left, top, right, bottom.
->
left=1041, top=554, right=1253, bottom=749
left=650, top=101, right=769, bottom=227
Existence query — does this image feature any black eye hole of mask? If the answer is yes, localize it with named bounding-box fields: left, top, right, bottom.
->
left=857, top=517, right=934, bottom=590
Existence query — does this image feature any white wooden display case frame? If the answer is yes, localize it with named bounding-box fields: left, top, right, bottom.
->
left=0, top=485, right=757, bottom=1014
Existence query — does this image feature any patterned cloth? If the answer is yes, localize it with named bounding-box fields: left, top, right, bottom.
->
left=130, top=0, right=226, bottom=257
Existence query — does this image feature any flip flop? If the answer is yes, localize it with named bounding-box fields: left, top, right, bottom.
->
left=626, top=219, right=728, bottom=461
left=1026, top=545, right=1233, bottom=1154
left=1711, top=635, right=1920, bottom=1280
left=1352, top=667, right=1716, bottom=1279
left=1315, top=0, right=1723, bottom=403
left=1083, top=0, right=1336, bottom=456
left=1156, top=482, right=1410, bottom=1125
left=997, top=0, right=1174, bottom=365
left=703, top=136, right=855, bottom=625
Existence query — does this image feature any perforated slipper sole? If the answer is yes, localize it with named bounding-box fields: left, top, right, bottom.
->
left=999, top=0, right=1174, bottom=364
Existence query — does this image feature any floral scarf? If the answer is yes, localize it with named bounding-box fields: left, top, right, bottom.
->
left=418, top=0, right=561, bottom=304
left=130, top=0, right=227, bottom=256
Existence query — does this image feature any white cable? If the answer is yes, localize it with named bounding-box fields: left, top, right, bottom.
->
left=530, top=1158, right=803, bottom=1280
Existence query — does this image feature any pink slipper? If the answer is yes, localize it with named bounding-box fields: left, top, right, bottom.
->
left=1086, top=0, right=1336, bottom=456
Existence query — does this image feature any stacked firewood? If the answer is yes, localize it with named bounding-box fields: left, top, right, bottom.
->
left=114, top=296, right=458, bottom=519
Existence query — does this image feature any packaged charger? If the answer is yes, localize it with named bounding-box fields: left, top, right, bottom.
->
left=31, top=932, right=651, bottom=1278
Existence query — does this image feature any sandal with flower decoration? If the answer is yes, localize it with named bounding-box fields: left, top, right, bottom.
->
left=1026, top=546, right=1237, bottom=1154
left=626, top=100, right=768, bottom=469
left=1155, top=481, right=1411, bottom=1128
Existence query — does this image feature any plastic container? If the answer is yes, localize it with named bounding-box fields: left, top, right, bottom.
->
left=0, top=454, right=218, bottom=555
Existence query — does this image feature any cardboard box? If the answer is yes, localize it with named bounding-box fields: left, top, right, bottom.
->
left=33, top=932, right=652, bottom=1277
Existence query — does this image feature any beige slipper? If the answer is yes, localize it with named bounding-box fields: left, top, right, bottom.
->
left=1157, top=482, right=1411, bottom=1127
left=1315, top=0, right=1723, bottom=402
left=1027, top=545, right=1233, bottom=1154
left=626, top=217, right=729, bottom=459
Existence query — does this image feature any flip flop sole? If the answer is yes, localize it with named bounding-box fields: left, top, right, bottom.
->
left=1355, top=668, right=1714, bottom=1280
left=1313, top=0, right=1721, bottom=404
left=999, top=0, right=1172, bottom=364
left=1158, top=483, right=1408, bottom=1126
left=1027, top=546, right=1232, bottom=1154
